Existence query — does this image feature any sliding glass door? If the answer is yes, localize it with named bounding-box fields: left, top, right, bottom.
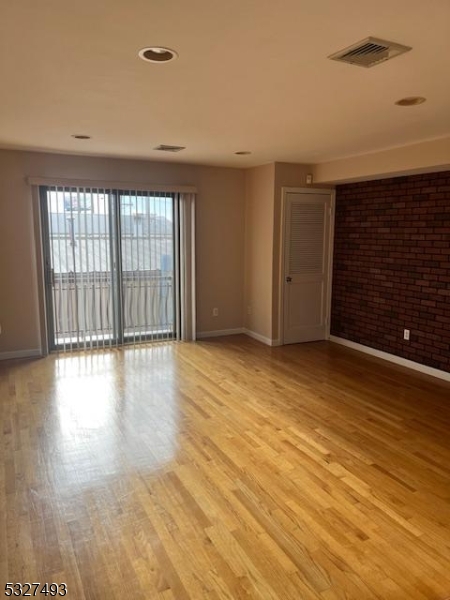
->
left=119, top=192, right=175, bottom=343
left=40, top=186, right=176, bottom=351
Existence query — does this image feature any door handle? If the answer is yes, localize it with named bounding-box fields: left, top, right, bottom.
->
left=286, top=276, right=292, bottom=283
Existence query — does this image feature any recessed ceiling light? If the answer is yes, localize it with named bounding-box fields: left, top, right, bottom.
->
left=72, top=134, right=91, bottom=139
left=138, top=47, right=178, bottom=63
left=395, top=96, right=426, bottom=106
left=235, top=151, right=251, bottom=155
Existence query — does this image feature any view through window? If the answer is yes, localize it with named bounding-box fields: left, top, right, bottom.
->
left=41, top=187, right=176, bottom=350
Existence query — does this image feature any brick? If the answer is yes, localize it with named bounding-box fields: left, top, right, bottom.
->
left=331, top=170, right=450, bottom=374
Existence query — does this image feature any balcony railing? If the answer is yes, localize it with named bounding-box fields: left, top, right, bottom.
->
left=51, top=271, right=174, bottom=346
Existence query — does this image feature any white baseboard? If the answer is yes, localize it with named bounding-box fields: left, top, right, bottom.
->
left=329, top=336, right=450, bottom=383
left=0, top=348, right=42, bottom=361
left=196, top=328, right=245, bottom=339
left=244, top=329, right=280, bottom=347
left=196, top=328, right=281, bottom=347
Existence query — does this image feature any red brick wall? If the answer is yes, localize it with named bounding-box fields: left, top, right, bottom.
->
left=331, top=171, right=450, bottom=373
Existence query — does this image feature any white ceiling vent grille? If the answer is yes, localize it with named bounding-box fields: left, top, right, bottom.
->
left=154, top=144, right=186, bottom=152
left=329, top=37, right=412, bottom=68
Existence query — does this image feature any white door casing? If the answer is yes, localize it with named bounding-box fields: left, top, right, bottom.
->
left=281, top=189, right=334, bottom=345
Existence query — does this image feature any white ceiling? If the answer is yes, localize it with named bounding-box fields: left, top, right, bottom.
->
left=1, top=0, right=450, bottom=168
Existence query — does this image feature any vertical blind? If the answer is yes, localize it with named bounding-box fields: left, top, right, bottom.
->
left=39, top=185, right=196, bottom=352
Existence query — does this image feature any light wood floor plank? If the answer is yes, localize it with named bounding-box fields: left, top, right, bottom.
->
left=1, top=336, right=450, bottom=599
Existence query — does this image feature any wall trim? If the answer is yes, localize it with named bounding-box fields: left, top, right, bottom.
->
left=0, top=349, right=42, bottom=361
left=27, top=177, right=197, bottom=194
left=330, top=336, right=450, bottom=383
left=244, top=329, right=278, bottom=346
left=196, top=328, right=245, bottom=339
left=196, top=328, right=281, bottom=347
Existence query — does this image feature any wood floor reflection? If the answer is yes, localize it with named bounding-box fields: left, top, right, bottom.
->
left=1, top=336, right=450, bottom=599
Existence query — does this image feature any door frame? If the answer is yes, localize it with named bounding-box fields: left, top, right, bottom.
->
left=278, top=187, right=336, bottom=346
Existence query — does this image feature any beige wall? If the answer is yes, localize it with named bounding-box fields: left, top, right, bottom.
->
left=4, top=136, right=445, bottom=356
left=243, top=164, right=275, bottom=340
left=314, top=136, right=450, bottom=184
left=243, top=162, right=321, bottom=342
left=0, top=150, right=245, bottom=354
left=0, top=152, right=42, bottom=354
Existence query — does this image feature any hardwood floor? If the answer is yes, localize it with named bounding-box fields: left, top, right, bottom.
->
left=1, top=335, right=450, bottom=599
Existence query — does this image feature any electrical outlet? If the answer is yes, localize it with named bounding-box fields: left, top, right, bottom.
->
left=212, top=307, right=219, bottom=317
left=403, top=329, right=410, bottom=341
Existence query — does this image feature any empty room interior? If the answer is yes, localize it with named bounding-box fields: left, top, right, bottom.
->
left=1, top=1, right=450, bottom=598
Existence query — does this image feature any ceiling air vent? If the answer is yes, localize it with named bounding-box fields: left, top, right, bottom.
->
left=154, top=144, right=186, bottom=152
left=329, top=37, right=412, bottom=68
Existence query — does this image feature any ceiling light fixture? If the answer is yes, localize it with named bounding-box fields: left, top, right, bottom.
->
left=71, top=134, right=91, bottom=139
left=235, top=151, right=251, bottom=155
left=395, top=96, right=426, bottom=106
left=138, top=47, right=178, bottom=63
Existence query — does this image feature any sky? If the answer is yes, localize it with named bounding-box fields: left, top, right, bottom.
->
left=47, top=191, right=173, bottom=221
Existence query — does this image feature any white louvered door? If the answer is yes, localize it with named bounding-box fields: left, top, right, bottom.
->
left=283, top=192, right=332, bottom=344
